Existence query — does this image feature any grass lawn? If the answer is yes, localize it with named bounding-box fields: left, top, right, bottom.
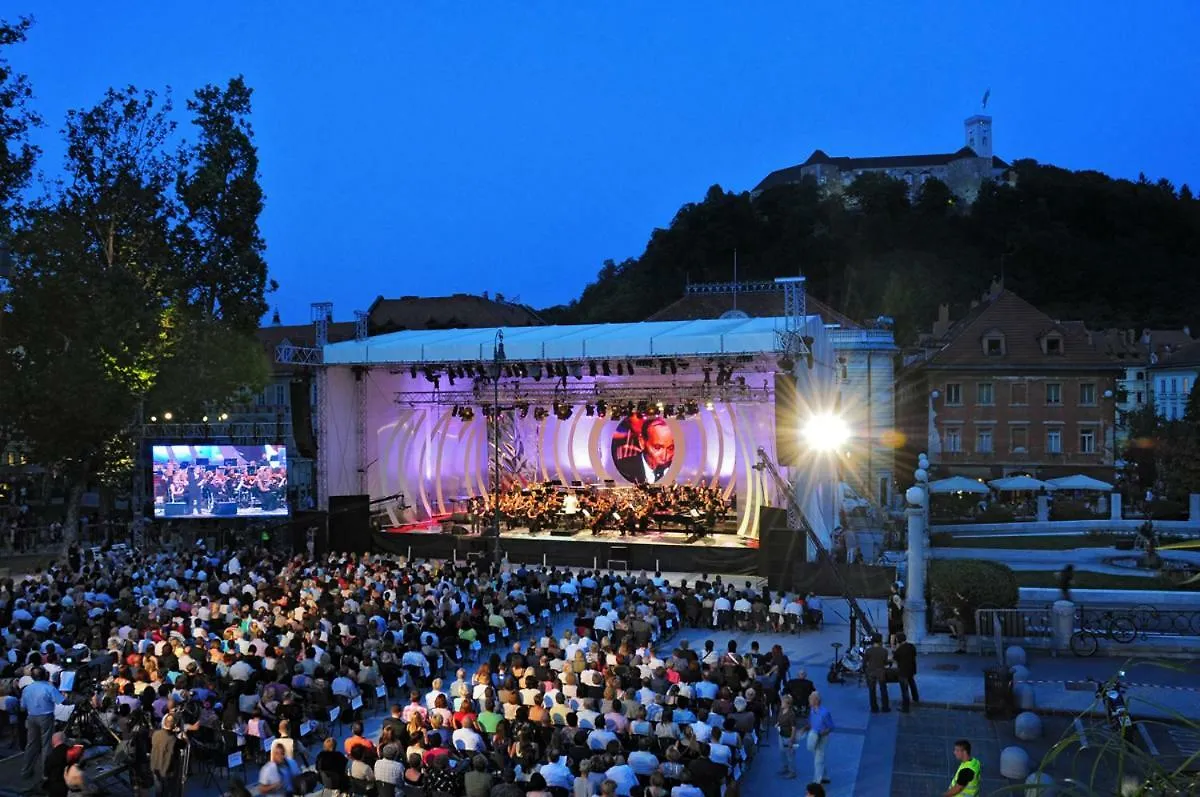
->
left=933, top=533, right=1127, bottom=550
left=1015, top=570, right=1199, bottom=591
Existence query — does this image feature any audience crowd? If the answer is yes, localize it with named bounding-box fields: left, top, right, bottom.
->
left=0, top=539, right=832, bottom=797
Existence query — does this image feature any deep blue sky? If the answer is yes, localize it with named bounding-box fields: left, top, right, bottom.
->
left=12, top=3, right=1200, bottom=324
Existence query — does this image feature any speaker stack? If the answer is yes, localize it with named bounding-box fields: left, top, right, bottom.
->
left=328, top=494, right=371, bottom=553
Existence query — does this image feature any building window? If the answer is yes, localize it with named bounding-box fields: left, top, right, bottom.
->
left=1011, top=426, right=1028, bottom=452
left=985, top=336, right=1004, bottom=356
left=1046, top=383, right=1062, bottom=405
left=1080, top=428, right=1097, bottom=454
left=256, top=390, right=266, bottom=406
left=1046, top=429, right=1063, bottom=454
left=1186, top=377, right=1193, bottom=395
left=1011, top=383, right=1028, bottom=406
left=977, top=383, right=995, bottom=406
left=1136, top=391, right=1144, bottom=404
left=945, top=383, right=963, bottom=406
left=1079, top=383, right=1097, bottom=406
left=1159, top=379, right=1166, bottom=396
left=944, top=427, right=962, bottom=453
left=1045, top=335, right=1063, bottom=354
left=275, top=384, right=287, bottom=406
left=1171, top=377, right=1178, bottom=394
left=976, top=427, right=994, bottom=454
left=1136, top=371, right=1145, bottom=380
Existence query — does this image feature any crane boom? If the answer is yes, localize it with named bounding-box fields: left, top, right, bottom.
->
left=756, top=446, right=878, bottom=640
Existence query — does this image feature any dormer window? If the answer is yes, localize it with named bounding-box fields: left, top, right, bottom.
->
left=1043, top=332, right=1064, bottom=355
left=982, top=331, right=1005, bottom=356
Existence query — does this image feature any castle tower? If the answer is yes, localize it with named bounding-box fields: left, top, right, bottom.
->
left=964, top=114, right=993, bottom=159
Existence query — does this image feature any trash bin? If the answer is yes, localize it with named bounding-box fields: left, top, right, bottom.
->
left=983, top=666, right=1016, bottom=719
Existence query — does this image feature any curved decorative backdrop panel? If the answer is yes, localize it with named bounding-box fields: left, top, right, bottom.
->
left=373, top=403, right=777, bottom=538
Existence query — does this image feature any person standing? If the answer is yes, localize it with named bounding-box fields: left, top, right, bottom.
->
left=943, top=739, right=981, bottom=797
left=887, top=585, right=905, bottom=646
left=862, top=635, right=890, bottom=713
left=801, top=691, right=835, bottom=786
left=20, top=666, right=62, bottom=792
left=776, top=694, right=798, bottom=779
left=892, top=633, right=919, bottom=712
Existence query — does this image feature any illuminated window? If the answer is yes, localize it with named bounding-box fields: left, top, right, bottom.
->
left=1079, top=428, right=1096, bottom=454
left=976, top=428, right=994, bottom=454
left=944, top=427, right=962, bottom=452
left=1046, top=429, right=1062, bottom=454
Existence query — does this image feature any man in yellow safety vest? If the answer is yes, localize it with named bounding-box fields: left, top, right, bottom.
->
left=944, top=739, right=981, bottom=797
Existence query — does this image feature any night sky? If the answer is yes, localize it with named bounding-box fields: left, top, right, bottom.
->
left=13, top=3, right=1200, bottom=323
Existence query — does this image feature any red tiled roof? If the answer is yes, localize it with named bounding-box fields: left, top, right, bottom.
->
left=646, top=286, right=860, bottom=328
left=918, top=290, right=1117, bottom=371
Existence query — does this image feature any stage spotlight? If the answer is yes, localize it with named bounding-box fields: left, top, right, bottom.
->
left=596, top=400, right=607, bottom=417
left=451, top=406, right=460, bottom=417
left=533, top=407, right=548, bottom=421
left=704, top=399, right=714, bottom=411
left=531, top=364, right=542, bottom=381
left=460, top=406, right=475, bottom=421
left=676, top=407, right=686, bottom=420
left=670, top=360, right=677, bottom=375
left=777, top=355, right=795, bottom=372
left=802, top=413, right=851, bottom=452
left=664, top=404, right=676, bottom=417
left=410, top=364, right=418, bottom=378
left=448, top=370, right=456, bottom=386
left=163, top=412, right=173, bottom=421
left=588, top=361, right=598, bottom=377
left=637, top=401, right=648, bottom=415
left=518, top=403, right=529, bottom=418
left=616, top=362, right=624, bottom=376
left=571, top=363, right=583, bottom=380
left=517, top=363, right=528, bottom=378
left=585, top=404, right=595, bottom=416
left=602, top=361, right=611, bottom=376
left=626, top=360, right=635, bottom=376
left=685, top=400, right=699, bottom=415
left=660, top=361, right=668, bottom=375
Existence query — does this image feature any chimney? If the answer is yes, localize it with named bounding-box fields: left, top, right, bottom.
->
left=1141, top=328, right=1151, bottom=346
left=932, top=304, right=951, bottom=338
left=270, top=307, right=281, bottom=326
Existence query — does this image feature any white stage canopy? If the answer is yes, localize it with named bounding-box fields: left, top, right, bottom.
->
left=989, top=475, right=1053, bottom=492
left=323, top=316, right=818, bottom=365
left=1047, top=474, right=1113, bottom=491
left=928, top=476, right=989, bottom=495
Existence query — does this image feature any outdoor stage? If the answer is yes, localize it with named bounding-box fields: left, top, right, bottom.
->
left=373, top=526, right=761, bottom=574
left=313, top=285, right=843, bottom=569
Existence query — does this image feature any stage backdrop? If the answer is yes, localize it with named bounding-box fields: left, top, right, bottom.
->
left=369, top=402, right=778, bottom=538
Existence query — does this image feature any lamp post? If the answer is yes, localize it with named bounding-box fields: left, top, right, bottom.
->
left=904, top=456, right=930, bottom=643
left=490, top=330, right=506, bottom=565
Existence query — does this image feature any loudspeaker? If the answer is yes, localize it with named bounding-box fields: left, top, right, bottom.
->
left=328, top=494, right=371, bottom=553
left=757, top=506, right=806, bottom=590
left=213, top=502, right=238, bottom=517
left=775, top=372, right=800, bottom=468
left=550, top=528, right=580, bottom=538
left=291, top=377, right=318, bottom=459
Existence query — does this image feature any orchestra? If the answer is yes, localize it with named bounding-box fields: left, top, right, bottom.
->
left=155, top=460, right=287, bottom=515
left=467, top=481, right=730, bottom=538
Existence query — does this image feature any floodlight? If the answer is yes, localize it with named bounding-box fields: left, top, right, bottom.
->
left=802, top=413, right=851, bottom=452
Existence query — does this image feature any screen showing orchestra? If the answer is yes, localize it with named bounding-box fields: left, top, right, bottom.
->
left=151, top=444, right=288, bottom=519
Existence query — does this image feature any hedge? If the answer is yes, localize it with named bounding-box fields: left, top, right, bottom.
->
left=928, top=558, right=1020, bottom=633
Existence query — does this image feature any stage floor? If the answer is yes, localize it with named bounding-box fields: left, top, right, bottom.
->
left=373, top=525, right=760, bottom=574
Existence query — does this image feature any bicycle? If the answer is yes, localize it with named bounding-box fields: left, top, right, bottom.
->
left=1070, top=611, right=1138, bottom=657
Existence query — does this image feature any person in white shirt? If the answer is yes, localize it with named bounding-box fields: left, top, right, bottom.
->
left=627, top=737, right=659, bottom=776
left=604, top=755, right=640, bottom=796
left=536, top=755, right=574, bottom=791
left=424, top=679, right=446, bottom=710
left=451, top=718, right=486, bottom=752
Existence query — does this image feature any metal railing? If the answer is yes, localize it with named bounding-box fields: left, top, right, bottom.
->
left=975, top=607, right=1054, bottom=660
left=1079, top=606, right=1200, bottom=638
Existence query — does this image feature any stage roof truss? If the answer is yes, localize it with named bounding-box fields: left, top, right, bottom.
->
left=322, top=316, right=820, bottom=366
left=391, top=381, right=773, bottom=407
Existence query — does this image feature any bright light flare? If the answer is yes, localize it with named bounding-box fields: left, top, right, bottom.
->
left=802, top=413, right=851, bottom=452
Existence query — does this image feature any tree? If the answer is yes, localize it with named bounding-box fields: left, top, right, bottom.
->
left=0, top=16, right=38, bottom=233
left=1, top=76, right=273, bottom=535
left=3, top=87, right=178, bottom=531
left=150, top=77, right=272, bottom=417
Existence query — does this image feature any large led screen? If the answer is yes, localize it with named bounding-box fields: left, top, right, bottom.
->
left=151, top=444, right=288, bottom=519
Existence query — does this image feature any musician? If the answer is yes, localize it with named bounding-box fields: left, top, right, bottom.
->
left=614, top=417, right=675, bottom=485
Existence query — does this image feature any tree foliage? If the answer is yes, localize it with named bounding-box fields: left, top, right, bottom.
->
left=544, top=166, right=1200, bottom=343
left=0, top=16, right=39, bottom=234
left=0, top=23, right=271, bottom=528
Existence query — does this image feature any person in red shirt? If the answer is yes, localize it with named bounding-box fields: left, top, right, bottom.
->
left=343, top=722, right=375, bottom=757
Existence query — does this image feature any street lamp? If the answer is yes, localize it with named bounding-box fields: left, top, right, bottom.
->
left=490, top=330, right=506, bottom=565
